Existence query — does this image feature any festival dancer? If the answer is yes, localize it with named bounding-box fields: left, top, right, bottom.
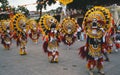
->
left=27, top=19, right=40, bottom=44
left=1, top=20, right=13, bottom=50
left=39, top=14, right=61, bottom=63
left=79, top=6, right=112, bottom=75
left=16, top=32, right=28, bottom=55
left=12, top=13, right=28, bottom=55
left=60, top=17, right=78, bottom=49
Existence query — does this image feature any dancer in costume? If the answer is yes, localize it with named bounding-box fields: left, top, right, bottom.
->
left=11, top=13, right=28, bottom=55
left=39, top=14, right=61, bottom=63
left=60, top=17, right=78, bottom=49
left=0, top=20, right=13, bottom=50
left=79, top=6, right=112, bottom=75
left=16, top=32, right=28, bottom=55
left=27, top=19, right=40, bottom=44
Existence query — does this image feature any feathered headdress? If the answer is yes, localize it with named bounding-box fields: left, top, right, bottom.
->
left=0, top=20, right=11, bottom=33
left=27, top=19, right=38, bottom=31
left=82, top=6, right=112, bottom=38
left=11, top=13, right=28, bottom=34
left=61, top=17, right=78, bottom=35
left=39, top=14, right=59, bottom=36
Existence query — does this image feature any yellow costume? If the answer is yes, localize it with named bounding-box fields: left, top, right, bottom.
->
left=0, top=20, right=12, bottom=50
left=79, top=6, right=112, bottom=75
left=11, top=13, right=28, bottom=55
left=39, top=14, right=60, bottom=63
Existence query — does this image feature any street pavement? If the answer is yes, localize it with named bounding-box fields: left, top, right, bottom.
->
left=0, top=38, right=120, bottom=75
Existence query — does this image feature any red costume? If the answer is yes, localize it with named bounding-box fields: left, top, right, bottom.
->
left=11, top=13, right=28, bottom=55
left=60, top=17, right=78, bottom=48
left=79, top=6, right=112, bottom=75
left=40, top=14, right=61, bottom=63
left=0, top=20, right=13, bottom=50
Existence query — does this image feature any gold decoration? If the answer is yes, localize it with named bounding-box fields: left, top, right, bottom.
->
left=83, top=6, right=112, bottom=38
left=27, top=19, right=38, bottom=31
left=61, top=17, right=78, bottom=34
left=59, top=0, right=73, bottom=5
left=39, top=14, right=59, bottom=35
left=65, top=35, right=72, bottom=43
left=11, top=13, right=27, bottom=33
left=1, top=20, right=11, bottom=33
left=89, top=44, right=102, bottom=57
left=48, top=41, right=58, bottom=51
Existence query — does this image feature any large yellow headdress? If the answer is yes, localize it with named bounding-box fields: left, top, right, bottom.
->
left=0, top=20, right=11, bottom=33
left=82, top=6, right=112, bottom=38
left=39, top=14, right=59, bottom=35
left=27, top=19, right=38, bottom=31
left=61, top=17, right=78, bottom=35
left=11, top=13, right=27, bottom=34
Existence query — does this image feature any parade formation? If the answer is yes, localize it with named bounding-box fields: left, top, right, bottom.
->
left=0, top=0, right=120, bottom=75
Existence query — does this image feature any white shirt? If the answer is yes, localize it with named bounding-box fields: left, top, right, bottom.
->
left=77, top=27, right=82, bottom=32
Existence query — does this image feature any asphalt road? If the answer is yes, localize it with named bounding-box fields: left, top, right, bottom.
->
left=0, top=38, right=120, bottom=75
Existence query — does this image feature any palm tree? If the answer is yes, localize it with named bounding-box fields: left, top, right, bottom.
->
left=36, top=0, right=56, bottom=19
left=36, top=0, right=46, bottom=18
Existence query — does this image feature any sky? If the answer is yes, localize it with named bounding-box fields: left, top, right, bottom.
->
left=8, top=0, right=61, bottom=12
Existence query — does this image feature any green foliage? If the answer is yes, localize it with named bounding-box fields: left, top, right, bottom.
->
left=36, top=0, right=57, bottom=18
left=36, top=0, right=56, bottom=11
left=47, top=0, right=56, bottom=6
left=0, top=0, right=10, bottom=20
left=0, top=0, right=9, bottom=11
left=67, top=0, right=120, bottom=12
left=16, top=6, right=30, bottom=17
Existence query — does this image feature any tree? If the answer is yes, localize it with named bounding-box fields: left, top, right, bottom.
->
left=0, top=0, right=11, bottom=20
left=36, top=0, right=56, bottom=19
left=47, top=0, right=56, bottom=6
left=0, top=0, right=9, bottom=11
left=36, top=0, right=46, bottom=18
left=16, top=6, right=30, bottom=18
left=67, top=0, right=120, bottom=13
